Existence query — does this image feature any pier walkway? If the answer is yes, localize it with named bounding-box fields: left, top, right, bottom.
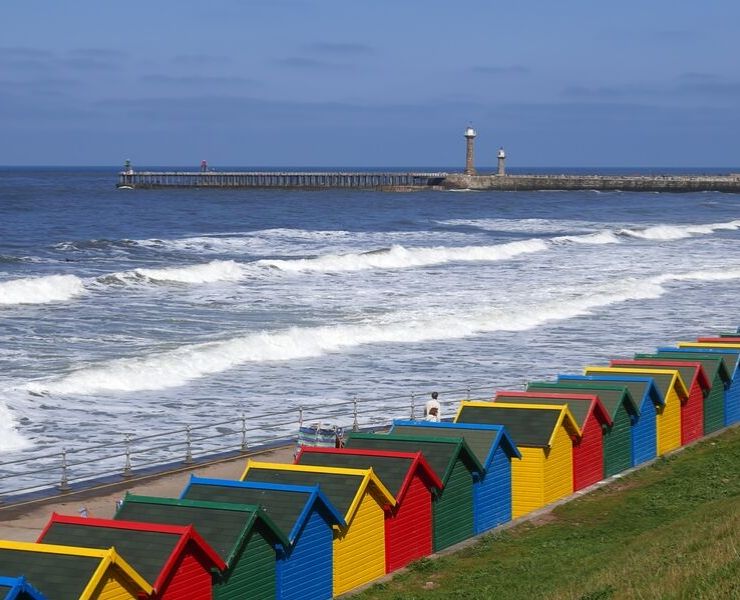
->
left=117, top=171, right=448, bottom=189
left=117, top=170, right=740, bottom=192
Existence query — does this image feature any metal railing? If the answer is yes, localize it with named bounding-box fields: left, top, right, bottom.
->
left=0, top=384, right=492, bottom=503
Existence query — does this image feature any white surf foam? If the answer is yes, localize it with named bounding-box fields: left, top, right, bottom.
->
left=618, top=219, right=740, bottom=241
left=256, top=239, right=548, bottom=273
left=0, top=274, right=85, bottom=306
left=0, top=402, right=32, bottom=452
left=29, top=267, right=735, bottom=396
left=105, top=260, right=244, bottom=284
left=553, top=231, right=623, bottom=245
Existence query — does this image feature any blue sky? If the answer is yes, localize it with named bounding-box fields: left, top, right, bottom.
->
left=1, top=1, right=739, bottom=167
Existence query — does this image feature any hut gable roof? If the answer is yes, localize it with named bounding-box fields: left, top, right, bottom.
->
left=581, top=369, right=671, bottom=406
left=240, top=461, right=395, bottom=523
left=455, top=401, right=581, bottom=448
left=343, top=433, right=484, bottom=484
left=0, top=576, right=47, bottom=600
left=389, top=420, right=522, bottom=466
left=114, top=494, right=288, bottom=565
left=180, top=476, right=344, bottom=543
left=598, top=364, right=690, bottom=399
left=0, top=540, right=151, bottom=600
left=697, top=336, right=740, bottom=343
left=561, top=374, right=663, bottom=409
left=654, top=349, right=732, bottom=385
left=37, top=514, right=224, bottom=591
left=527, top=380, right=640, bottom=418
left=613, top=359, right=710, bottom=394
left=494, top=391, right=612, bottom=429
left=675, top=343, right=740, bottom=373
left=294, top=447, right=443, bottom=504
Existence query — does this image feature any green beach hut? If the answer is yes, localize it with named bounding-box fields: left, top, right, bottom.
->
left=527, top=380, right=639, bottom=477
left=344, top=432, right=484, bottom=551
left=114, top=494, right=288, bottom=600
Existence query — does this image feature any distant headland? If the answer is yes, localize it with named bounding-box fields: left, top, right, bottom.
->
left=117, top=129, right=740, bottom=192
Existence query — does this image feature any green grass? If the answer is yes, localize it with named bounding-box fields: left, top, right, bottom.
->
left=353, top=427, right=740, bottom=600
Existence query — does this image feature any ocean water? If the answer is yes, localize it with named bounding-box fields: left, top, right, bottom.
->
left=1, top=167, right=740, bottom=490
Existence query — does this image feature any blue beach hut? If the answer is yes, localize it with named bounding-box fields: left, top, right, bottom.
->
left=672, top=343, right=740, bottom=425
left=558, top=374, right=663, bottom=467
left=390, top=420, right=521, bottom=533
left=180, top=476, right=344, bottom=600
left=0, top=577, right=47, bottom=600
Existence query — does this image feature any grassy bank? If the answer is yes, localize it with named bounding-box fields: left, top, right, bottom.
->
left=354, top=426, right=740, bottom=600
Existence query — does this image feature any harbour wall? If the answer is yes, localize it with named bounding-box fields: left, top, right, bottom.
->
left=117, top=170, right=740, bottom=192
left=117, top=171, right=447, bottom=190
left=444, top=173, right=740, bottom=193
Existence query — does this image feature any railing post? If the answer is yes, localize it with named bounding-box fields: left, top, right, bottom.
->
left=240, top=413, right=248, bottom=453
left=122, top=434, right=133, bottom=477
left=299, top=406, right=304, bottom=429
left=59, top=448, right=70, bottom=492
left=185, top=425, right=194, bottom=464
left=352, top=397, right=359, bottom=432
left=467, top=385, right=471, bottom=400
left=410, top=392, right=416, bottom=420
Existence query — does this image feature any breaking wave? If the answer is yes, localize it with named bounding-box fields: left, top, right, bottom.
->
left=0, top=402, right=31, bottom=452
left=27, top=266, right=740, bottom=396
left=618, top=219, right=740, bottom=241
left=103, top=260, right=244, bottom=285
left=256, top=239, right=548, bottom=272
left=0, top=274, right=85, bottom=306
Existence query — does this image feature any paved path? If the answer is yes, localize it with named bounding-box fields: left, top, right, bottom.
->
left=0, top=445, right=294, bottom=542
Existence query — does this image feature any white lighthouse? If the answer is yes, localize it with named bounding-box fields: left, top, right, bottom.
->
left=464, top=126, right=477, bottom=175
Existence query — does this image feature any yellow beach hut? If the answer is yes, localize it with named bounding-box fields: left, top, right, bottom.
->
left=240, top=460, right=395, bottom=596
left=0, top=540, right=152, bottom=600
left=455, top=401, right=581, bottom=518
left=585, top=366, right=687, bottom=455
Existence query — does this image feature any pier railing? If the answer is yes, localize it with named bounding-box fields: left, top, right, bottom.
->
left=118, top=171, right=448, bottom=189
left=0, top=384, right=492, bottom=504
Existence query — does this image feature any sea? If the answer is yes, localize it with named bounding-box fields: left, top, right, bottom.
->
left=1, top=166, right=739, bottom=493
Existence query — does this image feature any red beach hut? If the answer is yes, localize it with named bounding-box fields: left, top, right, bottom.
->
left=494, top=391, right=611, bottom=491
left=610, top=359, right=709, bottom=444
left=38, top=514, right=225, bottom=600
left=295, top=447, right=443, bottom=573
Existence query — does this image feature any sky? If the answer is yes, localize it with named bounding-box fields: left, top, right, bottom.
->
left=1, top=1, right=739, bottom=167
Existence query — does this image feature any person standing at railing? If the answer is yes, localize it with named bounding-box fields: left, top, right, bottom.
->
left=424, top=391, right=441, bottom=422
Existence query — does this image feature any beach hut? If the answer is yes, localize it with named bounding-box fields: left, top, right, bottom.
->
left=0, top=577, right=46, bottom=600
left=295, top=447, right=442, bottom=572
left=697, top=336, right=740, bottom=344
left=527, top=380, right=639, bottom=477
left=389, top=420, right=521, bottom=532
left=559, top=374, right=662, bottom=467
left=343, top=432, right=483, bottom=551
left=585, top=367, right=685, bottom=455
left=454, top=402, right=580, bottom=518
left=114, top=494, right=288, bottom=600
left=611, top=359, right=708, bottom=445
left=494, top=391, right=611, bottom=491
left=641, top=351, right=730, bottom=434
left=670, top=343, right=740, bottom=425
left=38, top=514, right=224, bottom=600
left=180, top=477, right=342, bottom=600
left=240, top=461, right=395, bottom=596
left=0, top=540, right=152, bottom=600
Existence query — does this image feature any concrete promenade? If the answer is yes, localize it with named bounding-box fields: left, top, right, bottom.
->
left=0, top=445, right=294, bottom=542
